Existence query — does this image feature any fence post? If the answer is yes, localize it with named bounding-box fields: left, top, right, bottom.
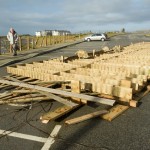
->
left=63, top=35, right=65, bottom=43
left=27, top=36, right=30, bottom=50
left=41, top=36, right=44, bottom=47
left=53, top=36, right=55, bottom=45
left=49, top=36, right=51, bottom=45
left=19, top=36, right=22, bottom=51
left=0, top=37, right=1, bottom=55
left=59, top=36, right=61, bottom=43
left=31, top=37, right=34, bottom=49
left=45, top=36, right=47, bottom=46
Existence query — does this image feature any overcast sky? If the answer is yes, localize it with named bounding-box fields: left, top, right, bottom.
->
left=1, top=0, right=150, bottom=35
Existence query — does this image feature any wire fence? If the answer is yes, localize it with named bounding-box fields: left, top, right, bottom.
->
left=0, top=34, right=85, bottom=55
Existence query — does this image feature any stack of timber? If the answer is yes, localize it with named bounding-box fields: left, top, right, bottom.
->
left=0, top=42, right=150, bottom=124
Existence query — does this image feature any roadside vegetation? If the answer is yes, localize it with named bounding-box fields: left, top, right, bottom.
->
left=106, top=31, right=125, bottom=38
left=145, top=34, right=150, bottom=37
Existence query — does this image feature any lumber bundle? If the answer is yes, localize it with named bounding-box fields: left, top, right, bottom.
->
left=0, top=75, right=115, bottom=124
left=7, top=42, right=150, bottom=102
left=0, top=42, right=149, bottom=124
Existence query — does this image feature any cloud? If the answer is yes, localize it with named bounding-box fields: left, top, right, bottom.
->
left=0, top=0, right=150, bottom=35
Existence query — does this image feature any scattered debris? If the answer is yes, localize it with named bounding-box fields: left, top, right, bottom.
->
left=112, top=45, right=123, bottom=53
left=75, top=50, right=89, bottom=59
left=0, top=42, right=149, bottom=125
left=102, top=46, right=110, bottom=52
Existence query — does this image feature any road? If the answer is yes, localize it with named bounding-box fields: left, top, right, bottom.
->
left=0, top=33, right=150, bottom=150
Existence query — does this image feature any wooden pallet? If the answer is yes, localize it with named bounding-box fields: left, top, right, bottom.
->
left=0, top=42, right=150, bottom=124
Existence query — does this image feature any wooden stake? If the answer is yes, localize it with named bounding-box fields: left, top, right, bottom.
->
left=65, top=110, right=108, bottom=125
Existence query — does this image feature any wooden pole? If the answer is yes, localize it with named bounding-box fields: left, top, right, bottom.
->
left=52, top=36, right=55, bottom=45
left=45, top=36, right=47, bottom=46
left=31, top=37, right=34, bottom=49
left=0, top=37, right=1, bottom=54
left=65, top=110, right=108, bottom=125
left=19, top=37, right=22, bottom=51
left=0, top=79, right=115, bottom=106
left=27, top=36, right=30, bottom=50
left=40, top=105, right=80, bottom=123
left=41, top=36, right=44, bottom=47
left=0, top=97, right=51, bottom=104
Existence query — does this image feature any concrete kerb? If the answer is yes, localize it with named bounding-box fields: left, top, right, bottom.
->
left=0, top=40, right=83, bottom=68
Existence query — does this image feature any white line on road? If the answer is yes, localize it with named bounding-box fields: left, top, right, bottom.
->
left=0, top=125, right=62, bottom=150
left=41, top=125, right=62, bottom=150
left=0, top=129, right=47, bottom=143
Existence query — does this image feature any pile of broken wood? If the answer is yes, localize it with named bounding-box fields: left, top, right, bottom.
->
left=0, top=42, right=150, bottom=125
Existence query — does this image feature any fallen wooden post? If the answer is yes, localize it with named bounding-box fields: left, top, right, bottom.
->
left=100, top=104, right=129, bottom=121
left=37, top=91, right=79, bottom=107
left=0, top=97, right=51, bottom=104
left=40, top=105, right=80, bottom=124
left=100, top=93, right=138, bottom=107
left=65, top=110, right=108, bottom=125
left=0, top=79, right=115, bottom=106
left=0, top=78, right=77, bottom=107
left=12, top=89, right=37, bottom=94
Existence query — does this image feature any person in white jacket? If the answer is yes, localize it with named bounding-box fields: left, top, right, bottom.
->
left=7, top=28, right=19, bottom=56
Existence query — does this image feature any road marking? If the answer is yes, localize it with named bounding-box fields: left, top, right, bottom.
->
left=0, top=129, right=47, bottom=143
left=41, top=125, right=62, bottom=150
left=0, top=125, right=62, bottom=149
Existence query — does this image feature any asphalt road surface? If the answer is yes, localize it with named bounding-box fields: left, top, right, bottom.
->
left=0, top=33, right=150, bottom=150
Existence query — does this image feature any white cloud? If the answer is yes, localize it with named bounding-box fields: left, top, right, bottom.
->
left=0, top=0, right=150, bottom=35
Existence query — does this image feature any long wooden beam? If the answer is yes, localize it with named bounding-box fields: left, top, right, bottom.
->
left=1, top=77, right=77, bottom=107
left=40, top=105, right=80, bottom=123
left=65, top=110, right=108, bottom=125
left=0, top=79, right=115, bottom=106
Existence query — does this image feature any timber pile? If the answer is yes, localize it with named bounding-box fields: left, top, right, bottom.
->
left=0, top=42, right=150, bottom=124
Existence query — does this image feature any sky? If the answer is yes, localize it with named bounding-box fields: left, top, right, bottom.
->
left=1, top=0, right=150, bottom=35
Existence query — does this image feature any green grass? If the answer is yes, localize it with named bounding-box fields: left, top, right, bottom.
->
left=106, top=32, right=125, bottom=38
left=145, top=34, right=150, bottom=37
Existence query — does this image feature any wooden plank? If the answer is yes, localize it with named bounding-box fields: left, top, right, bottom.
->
left=112, top=86, right=132, bottom=101
left=0, top=84, right=15, bottom=90
left=129, top=100, right=138, bottom=107
left=120, top=79, right=131, bottom=88
left=12, top=90, right=37, bottom=94
left=100, top=104, right=129, bottom=121
left=71, top=80, right=87, bottom=104
left=28, top=81, right=70, bottom=85
left=65, top=110, right=108, bottom=125
left=40, top=105, right=80, bottom=123
left=10, top=94, right=43, bottom=100
left=36, top=91, right=78, bottom=107
left=1, top=77, right=77, bottom=107
left=0, top=93, right=14, bottom=100
left=71, top=80, right=81, bottom=94
left=100, top=93, right=138, bottom=107
left=4, top=75, right=28, bottom=81
left=0, top=97, right=51, bottom=104
left=0, top=79, right=115, bottom=106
